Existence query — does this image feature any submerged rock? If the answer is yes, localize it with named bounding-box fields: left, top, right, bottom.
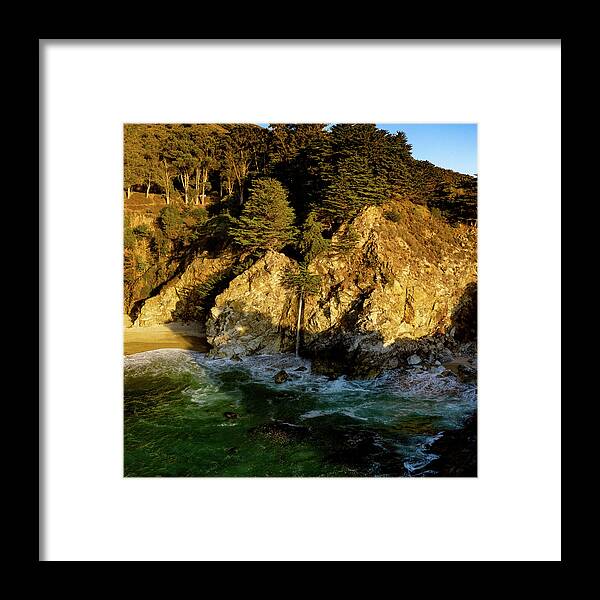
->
left=418, top=413, right=477, bottom=477
left=273, top=370, right=289, bottom=384
left=250, top=421, right=310, bottom=444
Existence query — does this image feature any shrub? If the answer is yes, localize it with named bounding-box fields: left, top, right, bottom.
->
left=298, top=212, right=329, bottom=262
left=158, top=205, right=183, bottom=239
left=149, top=229, right=171, bottom=259
left=281, top=262, right=322, bottom=296
left=124, top=227, right=136, bottom=250
left=186, top=206, right=208, bottom=224
left=132, top=224, right=152, bottom=238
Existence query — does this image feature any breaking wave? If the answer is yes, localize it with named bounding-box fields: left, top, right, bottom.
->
left=124, top=349, right=476, bottom=476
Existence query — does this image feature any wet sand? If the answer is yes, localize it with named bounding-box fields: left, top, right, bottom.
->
left=124, top=323, right=210, bottom=355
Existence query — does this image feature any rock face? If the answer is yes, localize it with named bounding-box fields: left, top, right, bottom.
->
left=206, top=200, right=477, bottom=373
left=132, top=252, right=234, bottom=327
left=274, top=370, right=290, bottom=384
left=206, top=251, right=297, bottom=357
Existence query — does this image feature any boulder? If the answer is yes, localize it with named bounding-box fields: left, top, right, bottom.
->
left=274, top=370, right=290, bottom=384
left=407, top=354, right=422, bottom=365
left=207, top=251, right=297, bottom=357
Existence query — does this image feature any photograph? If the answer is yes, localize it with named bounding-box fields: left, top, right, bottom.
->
left=123, top=122, right=478, bottom=477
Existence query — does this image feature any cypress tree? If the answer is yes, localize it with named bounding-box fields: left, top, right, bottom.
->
left=298, top=211, right=329, bottom=262
left=320, top=155, right=389, bottom=223
left=230, top=178, right=297, bottom=253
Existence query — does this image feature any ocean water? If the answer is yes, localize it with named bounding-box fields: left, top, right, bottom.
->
left=124, top=349, right=476, bottom=477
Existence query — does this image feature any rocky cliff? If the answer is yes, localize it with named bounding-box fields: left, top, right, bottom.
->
left=131, top=252, right=235, bottom=328
left=207, top=251, right=297, bottom=357
left=205, top=199, right=477, bottom=374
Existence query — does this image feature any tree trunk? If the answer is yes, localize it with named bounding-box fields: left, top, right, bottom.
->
left=194, top=167, right=201, bottom=204
left=180, top=173, right=190, bottom=204
left=295, top=294, right=303, bottom=357
left=163, top=160, right=170, bottom=204
left=238, top=178, right=244, bottom=205
left=201, top=168, right=208, bottom=205
left=126, top=187, right=131, bottom=199
left=145, top=180, right=151, bottom=198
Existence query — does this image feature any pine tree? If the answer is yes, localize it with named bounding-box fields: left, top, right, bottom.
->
left=298, top=211, right=329, bottom=261
left=320, top=155, right=388, bottom=223
left=230, top=178, right=297, bottom=253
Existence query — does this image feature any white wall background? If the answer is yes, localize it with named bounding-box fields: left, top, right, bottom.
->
left=41, top=40, right=561, bottom=561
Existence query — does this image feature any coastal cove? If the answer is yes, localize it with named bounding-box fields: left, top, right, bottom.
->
left=124, top=345, right=477, bottom=477
left=123, top=123, right=478, bottom=478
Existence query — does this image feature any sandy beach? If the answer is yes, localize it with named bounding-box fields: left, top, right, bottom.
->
left=124, top=322, right=210, bottom=355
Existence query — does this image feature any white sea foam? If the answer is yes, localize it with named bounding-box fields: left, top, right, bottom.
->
left=125, top=349, right=476, bottom=473
left=126, top=349, right=476, bottom=415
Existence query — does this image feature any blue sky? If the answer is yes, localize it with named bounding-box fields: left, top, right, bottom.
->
left=377, top=124, right=477, bottom=175
left=256, top=123, right=477, bottom=175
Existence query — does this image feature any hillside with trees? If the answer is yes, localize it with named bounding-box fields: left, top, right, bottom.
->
left=124, top=123, right=477, bottom=321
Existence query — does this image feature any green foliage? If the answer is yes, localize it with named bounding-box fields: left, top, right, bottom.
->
left=205, top=212, right=233, bottom=240
left=149, top=229, right=171, bottom=259
left=320, top=155, right=389, bottom=224
left=298, top=212, right=329, bottom=262
left=185, top=206, right=208, bottom=225
left=428, top=175, right=477, bottom=225
left=124, top=122, right=476, bottom=234
left=132, top=224, right=152, bottom=238
left=281, top=262, right=322, bottom=296
left=135, top=256, right=148, bottom=273
left=124, top=227, right=136, bottom=250
left=384, top=209, right=402, bottom=223
left=158, top=205, right=183, bottom=239
left=124, top=124, right=160, bottom=194
left=180, top=207, right=210, bottom=245
left=124, top=124, right=477, bottom=314
left=230, top=178, right=297, bottom=253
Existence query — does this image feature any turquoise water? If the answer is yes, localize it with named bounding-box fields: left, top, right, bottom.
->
left=124, top=349, right=476, bottom=477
